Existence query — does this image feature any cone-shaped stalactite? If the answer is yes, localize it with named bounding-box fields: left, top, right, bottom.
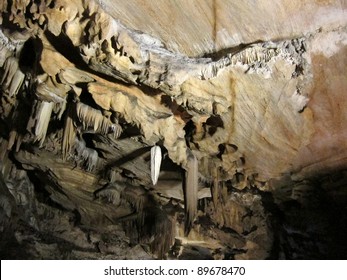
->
left=184, top=150, right=198, bottom=235
left=150, top=145, right=162, bottom=186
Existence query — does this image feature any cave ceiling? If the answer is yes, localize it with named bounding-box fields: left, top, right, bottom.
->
left=0, top=0, right=347, bottom=259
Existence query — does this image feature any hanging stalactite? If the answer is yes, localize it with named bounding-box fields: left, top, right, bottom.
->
left=76, top=102, right=122, bottom=136
left=74, top=137, right=99, bottom=171
left=62, top=103, right=77, bottom=160
left=184, top=149, right=198, bottom=235
left=34, top=101, right=54, bottom=147
left=0, top=57, right=25, bottom=98
left=212, top=165, right=220, bottom=209
left=150, top=145, right=162, bottom=186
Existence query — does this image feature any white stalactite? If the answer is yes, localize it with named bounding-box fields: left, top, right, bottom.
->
left=150, top=145, right=162, bottom=185
left=34, top=101, right=54, bottom=146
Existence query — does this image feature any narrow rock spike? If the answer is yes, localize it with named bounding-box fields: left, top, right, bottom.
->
left=184, top=150, right=198, bottom=235
left=0, top=57, right=25, bottom=98
left=62, top=104, right=76, bottom=160
left=150, top=145, right=162, bottom=185
left=76, top=102, right=121, bottom=136
left=34, top=101, right=54, bottom=147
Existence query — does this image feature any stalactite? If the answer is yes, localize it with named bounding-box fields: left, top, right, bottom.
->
left=76, top=102, right=121, bottom=136
left=212, top=166, right=220, bottom=209
left=62, top=104, right=76, bottom=160
left=0, top=57, right=25, bottom=98
left=74, top=138, right=98, bottom=171
left=184, top=150, right=198, bottom=235
left=14, top=133, right=23, bottom=152
left=228, top=44, right=279, bottom=67
left=150, top=145, right=162, bottom=185
left=7, top=130, right=17, bottom=151
left=86, top=150, right=98, bottom=171
left=55, top=101, right=67, bottom=120
left=221, top=181, right=228, bottom=204
left=34, top=101, right=54, bottom=147
left=110, top=123, right=122, bottom=139
left=5, top=88, right=27, bottom=152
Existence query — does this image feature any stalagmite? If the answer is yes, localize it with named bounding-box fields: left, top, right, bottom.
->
left=150, top=145, right=162, bottom=185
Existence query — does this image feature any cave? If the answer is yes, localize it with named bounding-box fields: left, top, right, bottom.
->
left=0, top=0, right=347, bottom=260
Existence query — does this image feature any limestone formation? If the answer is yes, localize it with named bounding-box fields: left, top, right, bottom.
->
left=0, top=0, right=346, bottom=259
left=150, top=145, right=162, bottom=186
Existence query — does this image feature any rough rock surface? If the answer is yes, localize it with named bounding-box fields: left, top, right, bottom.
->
left=0, top=0, right=346, bottom=259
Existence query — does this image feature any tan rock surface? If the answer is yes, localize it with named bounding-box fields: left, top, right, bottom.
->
left=0, top=0, right=346, bottom=259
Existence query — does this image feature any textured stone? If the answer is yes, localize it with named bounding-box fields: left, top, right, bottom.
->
left=0, top=0, right=346, bottom=260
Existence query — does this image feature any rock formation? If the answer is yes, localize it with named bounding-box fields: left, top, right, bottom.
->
left=0, top=0, right=346, bottom=259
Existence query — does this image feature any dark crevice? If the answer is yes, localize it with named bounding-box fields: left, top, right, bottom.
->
left=26, top=170, right=71, bottom=212
left=201, top=42, right=259, bottom=61
left=44, top=30, right=135, bottom=87
left=101, top=146, right=151, bottom=172
left=217, top=143, right=225, bottom=159
left=161, top=95, right=192, bottom=122
left=184, top=120, right=196, bottom=147
left=206, top=115, right=223, bottom=128
left=77, top=83, right=100, bottom=110
left=44, top=30, right=89, bottom=68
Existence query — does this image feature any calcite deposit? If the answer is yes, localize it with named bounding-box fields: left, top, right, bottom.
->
left=0, top=0, right=346, bottom=259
